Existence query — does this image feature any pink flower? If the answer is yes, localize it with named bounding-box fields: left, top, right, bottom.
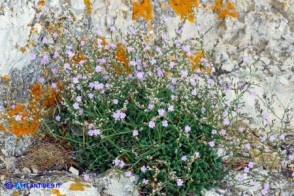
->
left=88, top=93, right=94, bottom=99
left=170, top=62, right=175, bottom=68
left=95, top=66, right=103, bottom=73
left=125, top=171, right=132, bottom=177
left=184, top=126, right=191, bottom=133
left=30, top=53, right=36, bottom=60
left=38, top=77, right=45, bottom=83
left=168, top=105, right=174, bottom=112
left=15, top=115, right=22, bottom=121
left=113, top=158, right=121, bottom=166
left=262, top=112, right=269, bottom=120
left=136, top=72, right=144, bottom=80
left=143, top=179, right=148, bottom=184
left=66, top=50, right=75, bottom=58
left=181, top=156, right=187, bottom=161
left=141, top=166, right=147, bottom=173
left=182, top=45, right=190, bottom=53
left=55, top=115, right=61, bottom=121
left=112, top=110, right=126, bottom=120
left=52, top=83, right=57, bottom=89
left=117, top=160, right=125, bottom=168
left=88, top=130, right=94, bottom=136
left=162, top=120, right=168, bottom=127
left=113, top=99, right=118, bottom=104
left=238, top=127, right=244, bottom=132
left=191, top=89, right=197, bottom=96
left=176, top=179, right=184, bottom=187
left=176, top=28, right=182, bottom=34
left=84, top=175, right=90, bottom=181
left=148, top=121, right=155, bottom=129
left=181, top=70, right=188, bottom=78
left=208, top=141, right=215, bottom=147
left=41, top=55, right=49, bottom=64
left=158, top=109, right=165, bottom=117
left=150, top=58, right=156, bottom=65
left=237, top=175, right=245, bottom=182
left=93, top=129, right=101, bottom=136
left=244, top=167, right=250, bottom=173
left=220, top=129, right=226, bottom=136
left=211, top=129, right=217, bottom=135
left=248, top=162, right=254, bottom=168
left=73, top=102, right=79, bottom=110
left=171, top=78, right=177, bottom=84
left=261, top=189, right=268, bottom=195
left=76, top=96, right=82, bottom=102
left=223, top=119, right=230, bottom=125
left=133, top=130, right=139, bottom=137
left=148, top=103, right=154, bottom=110
left=127, top=47, right=134, bottom=53
left=64, top=63, right=70, bottom=70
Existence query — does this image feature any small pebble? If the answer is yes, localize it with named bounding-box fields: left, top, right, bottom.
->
left=69, top=166, right=79, bottom=176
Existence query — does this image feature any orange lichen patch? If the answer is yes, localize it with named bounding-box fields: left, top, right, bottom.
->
left=169, top=0, right=199, bottom=22
left=2, top=81, right=63, bottom=137
left=84, top=0, right=92, bottom=15
left=212, top=0, right=224, bottom=12
left=20, top=47, right=26, bottom=54
left=31, top=82, right=44, bottom=100
left=226, top=2, right=235, bottom=9
left=37, top=0, right=46, bottom=7
left=51, top=189, right=65, bottom=196
left=8, top=120, right=40, bottom=136
left=1, top=75, right=10, bottom=82
left=189, top=51, right=211, bottom=73
left=212, top=0, right=238, bottom=20
left=115, top=44, right=132, bottom=75
left=81, top=35, right=86, bottom=42
left=72, top=51, right=87, bottom=64
left=132, top=0, right=154, bottom=21
left=69, top=182, right=90, bottom=191
left=3, top=103, right=40, bottom=136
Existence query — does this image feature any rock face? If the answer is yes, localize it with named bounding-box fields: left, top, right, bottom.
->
left=0, top=0, right=293, bottom=130
left=0, top=169, right=139, bottom=196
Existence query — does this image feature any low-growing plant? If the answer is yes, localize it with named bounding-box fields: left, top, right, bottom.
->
left=1, top=3, right=291, bottom=195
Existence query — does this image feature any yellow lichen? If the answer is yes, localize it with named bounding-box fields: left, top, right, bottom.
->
left=189, top=51, right=211, bottom=73
left=1, top=75, right=10, bottom=82
left=84, top=0, right=92, bottom=15
left=132, top=0, right=154, bottom=21
left=20, top=47, right=26, bottom=53
left=169, top=0, right=199, bottom=22
left=51, top=189, right=65, bottom=196
left=69, top=182, right=90, bottom=191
